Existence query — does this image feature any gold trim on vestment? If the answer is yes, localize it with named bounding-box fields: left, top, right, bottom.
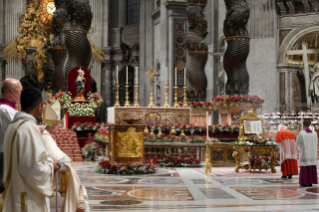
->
left=21, top=192, right=28, bottom=212
left=50, top=174, right=54, bottom=197
left=0, top=120, right=28, bottom=212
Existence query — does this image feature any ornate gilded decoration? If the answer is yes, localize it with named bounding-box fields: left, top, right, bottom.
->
left=117, top=127, right=143, bottom=158
left=232, top=145, right=278, bottom=173
left=185, top=0, right=208, bottom=99
left=145, top=113, right=161, bottom=124
left=213, top=150, right=223, bottom=161
left=40, top=0, right=56, bottom=26
left=204, top=138, right=212, bottom=173
left=4, top=0, right=54, bottom=83
left=238, top=109, right=268, bottom=143
left=223, top=0, right=250, bottom=96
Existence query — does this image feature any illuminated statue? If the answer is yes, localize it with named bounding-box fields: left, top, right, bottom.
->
left=74, top=68, right=86, bottom=102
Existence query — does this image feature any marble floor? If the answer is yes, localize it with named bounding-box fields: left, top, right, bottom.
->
left=72, top=162, right=319, bottom=212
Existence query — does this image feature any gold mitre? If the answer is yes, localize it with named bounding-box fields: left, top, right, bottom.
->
left=43, top=101, right=61, bottom=125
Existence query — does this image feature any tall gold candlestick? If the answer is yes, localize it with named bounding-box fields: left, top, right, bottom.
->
left=204, top=139, right=212, bottom=173
left=114, top=84, right=120, bottom=107
left=183, top=85, right=188, bottom=107
left=147, top=67, right=158, bottom=108
left=134, top=84, right=140, bottom=107
left=163, top=84, right=170, bottom=108
left=124, top=85, right=130, bottom=107
left=173, top=85, right=179, bottom=108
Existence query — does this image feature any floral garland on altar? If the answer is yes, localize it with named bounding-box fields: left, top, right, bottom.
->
left=146, top=123, right=240, bottom=135
left=98, top=160, right=157, bottom=175
left=151, top=155, right=201, bottom=167
left=144, top=134, right=210, bottom=143
left=212, top=95, right=265, bottom=107
left=178, top=101, right=214, bottom=110
left=46, top=92, right=103, bottom=117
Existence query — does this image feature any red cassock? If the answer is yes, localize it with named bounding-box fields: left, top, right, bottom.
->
left=276, top=130, right=299, bottom=176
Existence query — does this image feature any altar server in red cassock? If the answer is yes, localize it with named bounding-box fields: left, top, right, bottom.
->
left=276, top=127, right=298, bottom=179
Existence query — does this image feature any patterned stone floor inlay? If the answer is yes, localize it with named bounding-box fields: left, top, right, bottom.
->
left=191, top=179, right=212, bottom=184
left=200, top=188, right=235, bottom=199
left=70, top=162, right=319, bottom=211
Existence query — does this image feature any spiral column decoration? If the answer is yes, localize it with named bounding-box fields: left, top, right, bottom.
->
left=50, top=0, right=68, bottom=94
left=63, top=0, right=92, bottom=80
left=185, top=0, right=208, bottom=100
left=223, top=0, right=250, bottom=96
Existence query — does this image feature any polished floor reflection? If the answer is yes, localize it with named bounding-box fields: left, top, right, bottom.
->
left=72, top=162, right=319, bottom=212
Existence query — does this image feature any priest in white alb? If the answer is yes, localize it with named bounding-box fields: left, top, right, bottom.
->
left=297, top=119, right=318, bottom=187
left=1, top=87, right=60, bottom=212
left=42, top=101, right=90, bottom=212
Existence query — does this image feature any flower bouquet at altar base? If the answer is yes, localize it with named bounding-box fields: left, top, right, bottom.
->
left=152, top=155, right=201, bottom=168
left=82, top=142, right=103, bottom=160
left=68, top=103, right=95, bottom=117
left=52, top=91, right=73, bottom=106
left=261, top=154, right=280, bottom=167
left=97, top=160, right=157, bottom=175
left=87, top=92, right=103, bottom=107
left=94, top=128, right=109, bottom=142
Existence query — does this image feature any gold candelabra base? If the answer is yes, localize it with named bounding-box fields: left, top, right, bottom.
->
left=163, top=84, right=170, bottom=108
left=204, top=139, right=212, bottom=173
left=114, top=84, right=120, bottom=107
left=183, top=85, right=188, bottom=107
left=124, top=85, right=130, bottom=107
left=173, top=86, right=179, bottom=108
left=134, top=84, right=140, bottom=107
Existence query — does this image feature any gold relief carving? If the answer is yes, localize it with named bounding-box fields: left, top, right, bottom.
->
left=174, top=113, right=187, bottom=124
left=145, top=113, right=161, bottom=124
left=118, top=112, right=132, bottom=123
left=227, top=149, right=234, bottom=161
left=232, top=145, right=278, bottom=173
left=117, top=127, right=143, bottom=158
left=115, top=108, right=191, bottom=124
left=213, top=150, right=223, bottom=161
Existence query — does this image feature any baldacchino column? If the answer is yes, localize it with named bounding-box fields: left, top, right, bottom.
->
left=63, top=0, right=93, bottom=80
left=223, top=0, right=250, bottom=95
left=51, top=0, right=69, bottom=94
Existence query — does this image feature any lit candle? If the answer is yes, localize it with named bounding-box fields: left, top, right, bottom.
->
left=184, top=68, right=186, bottom=86
left=175, top=67, right=177, bottom=85
left=206, top=111, right=209, bottom=138
left=116, top=66, right=119, bottom=84
left=166, top=67, right=168, bottom=85
left=126, top=66, right=128, bottom=85
left=137, top=67, right=139, bottom=84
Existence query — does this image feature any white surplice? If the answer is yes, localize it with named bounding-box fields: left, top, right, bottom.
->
left=42, top=130, right=90, bottom=212
left=0, top=104, right=17, bottom=151
left=1, top=112, right=54, bottom=212
left=297, top=130, right=318, bottom=166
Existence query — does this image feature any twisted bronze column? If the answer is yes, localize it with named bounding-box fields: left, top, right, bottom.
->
left=51, top=0, right=68, bottom=94
left=223, top=0, right=250, bottom=96
left=63, top=0, right=92, bottom=80
left=185, top=0, right=208, bottom=100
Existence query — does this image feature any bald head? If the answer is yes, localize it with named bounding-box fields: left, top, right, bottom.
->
left=1, top=78, right=23, bottom=103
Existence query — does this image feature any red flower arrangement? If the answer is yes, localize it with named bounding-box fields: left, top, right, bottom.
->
left=212, top=95, right=264, bottom=107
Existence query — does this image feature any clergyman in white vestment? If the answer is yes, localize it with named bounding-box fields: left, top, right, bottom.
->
left=42, top=101, right=90, bottom=212
left=0, top=78, right=22, bottom=151
left=297, top=119, right=318, bottom=187
left=0, top=87, right=60, bottom=212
